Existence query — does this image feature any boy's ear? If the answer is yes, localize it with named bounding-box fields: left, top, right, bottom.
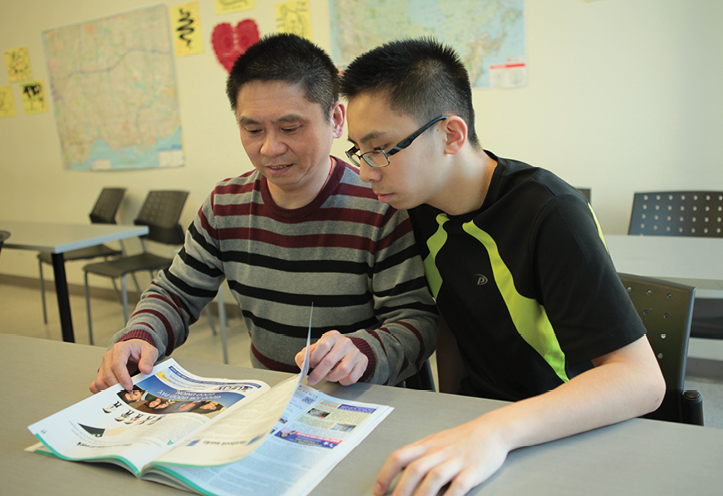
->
left=442, top=116, right=467, bottom=155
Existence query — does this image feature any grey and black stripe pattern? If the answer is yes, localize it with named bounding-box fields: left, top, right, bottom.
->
left=113, top=158, right=438, bottom=386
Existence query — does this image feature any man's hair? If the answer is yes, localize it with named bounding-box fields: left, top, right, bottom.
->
left=226, top=33, right=339, bottom=122
left=340, top=37, right=478, bottom=146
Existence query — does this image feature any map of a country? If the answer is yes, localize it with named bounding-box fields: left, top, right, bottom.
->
left=329, top=0, right=525, bottom=89
left=42, top=5, right=182, bottom=170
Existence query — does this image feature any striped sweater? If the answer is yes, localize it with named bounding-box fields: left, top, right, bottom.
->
left=112, top=158, right=439, bottom=386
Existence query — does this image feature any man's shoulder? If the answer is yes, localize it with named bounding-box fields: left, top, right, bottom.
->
left=212, top=170, right=260, bottom=196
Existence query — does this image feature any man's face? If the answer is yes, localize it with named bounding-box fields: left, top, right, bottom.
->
left=346, top=93, right=441, bottom=210
left=235, top=81, right=344, bottom=206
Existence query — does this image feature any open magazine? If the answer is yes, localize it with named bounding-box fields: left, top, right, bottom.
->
left=27, top=344, right=393, bottom=495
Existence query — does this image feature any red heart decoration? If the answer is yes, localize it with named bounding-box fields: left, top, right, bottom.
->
left=212, top=19, right=260, bottom=74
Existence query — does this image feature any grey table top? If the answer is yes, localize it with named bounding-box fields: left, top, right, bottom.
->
left=605, top=234, right=723, bottom=297
left=0, top=220, right=148, bottom=254
left=2, top=334, right=722, bottom=495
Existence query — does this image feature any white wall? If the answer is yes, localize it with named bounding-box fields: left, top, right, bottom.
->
left=1, top=0, right=722, bottom=290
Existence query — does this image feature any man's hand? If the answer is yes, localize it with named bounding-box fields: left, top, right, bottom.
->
left=89, top=339, right=159, bottom=393
left=374, top=416, right=510, bottom=496
left=294, top=330, right=368, bottom=386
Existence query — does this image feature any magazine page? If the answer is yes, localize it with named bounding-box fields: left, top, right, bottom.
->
left=144, top=383, right=393, bottom=496
left=148, top=310, right=314, bottom=468
left=149, top=373, right=301, bottom=467
left=27, top=359, right=270, bottom=476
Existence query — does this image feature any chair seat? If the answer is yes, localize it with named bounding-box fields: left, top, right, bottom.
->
left=38, top=245, right=122, bottom=264
left=84, top=253, right=173, bottom=278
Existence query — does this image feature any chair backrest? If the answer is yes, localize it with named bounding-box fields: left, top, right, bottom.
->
left=628, top=191, right=723, bottom=237
left=618, top=273, right=699, bottom=423
left=89, top=187, right=126, bottom=224
left=0, top=230, right=10, bottom=256
left=577, top=188, right=591, bottom=203
left=134, top=190, right=189, bottom=245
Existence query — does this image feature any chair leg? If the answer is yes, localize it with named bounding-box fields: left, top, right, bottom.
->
left=38, top=259, right=48, bottom=324
left=121, top=275, right=129, bottom=324
left=206, top=307, right=217, bottom=335
left=84, top=272, right=94, bottom=346
left=131, top=274, right=142, bottom=298
left=218, top=288, right=228, bottom=365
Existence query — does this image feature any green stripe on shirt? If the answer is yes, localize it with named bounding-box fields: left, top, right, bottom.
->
left=423, top=213, right=450, bottom=300
left=462, top=221, right=570, bottom=383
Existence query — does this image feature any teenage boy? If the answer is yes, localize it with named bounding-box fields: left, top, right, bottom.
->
left=89, top=34, right=438, bottom=394
left=340, top=38, right=664, bottom=496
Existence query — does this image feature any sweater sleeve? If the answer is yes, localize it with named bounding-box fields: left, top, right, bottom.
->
left=109, top=192, right=225, bottom=358
left=346, top=208, right=439, bottom=386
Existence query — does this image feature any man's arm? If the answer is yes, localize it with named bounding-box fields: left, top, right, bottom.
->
left=374, top=335, right=665, bottom=496
left=296, top=209, right=439, bottom=386
left=89, top=197, right=225, bottom=393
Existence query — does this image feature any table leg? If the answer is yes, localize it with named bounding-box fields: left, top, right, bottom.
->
left=51, top=253, right=75, bottom=343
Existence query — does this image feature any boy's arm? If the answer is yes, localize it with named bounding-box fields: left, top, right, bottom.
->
left=373, top=335, right=665, bottom=496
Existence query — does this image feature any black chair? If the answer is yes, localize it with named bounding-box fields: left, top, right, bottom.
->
left=401, top=359, right=436, bottom=391
left=577, top=188, right=591, bottom=203
left=0, top=230, right=10, bottom=256
left=628, top=191, right=723, bottom=237
left=628, top=191, right=723, bottom=340
left=619, top=273, right=704, bottom=425
left=83, top=190, right=188, bottom=345
left=38, top=187, right=127, bottom=323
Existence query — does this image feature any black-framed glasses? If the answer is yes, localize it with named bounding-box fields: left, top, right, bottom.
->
left=346, top=116, right=448, bottom=168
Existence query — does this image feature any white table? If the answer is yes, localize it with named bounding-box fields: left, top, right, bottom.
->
left=605, top=234, right=723, bottom=297
left=2, top=334, right=722, bottom=496
left=0, top=220, right=148, bottom=343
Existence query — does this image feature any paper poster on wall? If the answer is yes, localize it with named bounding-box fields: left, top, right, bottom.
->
left=171, top=2, right=204, bottom=56
left=42, top=5, right=183, bottom=170
left=329, top=0, right=526, bottom=89
left=4, top=47, right=33, bottom=82
left=0, top=85, right=17, bottom=118
left=215, top=0, right=254, bottom=15
left=211, top=19, right=260, bottom=73
left=490, top=59, right=527, bottom=89
left=275, top=0, right=311, bottom=40
left=20, top=80, right=47, bottom=114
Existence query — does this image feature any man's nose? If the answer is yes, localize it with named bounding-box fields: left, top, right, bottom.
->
left=260, top=131, right=286, bottom=156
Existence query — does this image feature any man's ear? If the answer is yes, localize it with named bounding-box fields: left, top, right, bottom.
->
left=441, top=116, right=467, bottom=155
left=331, top=101, right=346, bottom=139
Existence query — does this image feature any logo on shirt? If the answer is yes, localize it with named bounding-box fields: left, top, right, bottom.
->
left=475, top=274, right=488, bottom=286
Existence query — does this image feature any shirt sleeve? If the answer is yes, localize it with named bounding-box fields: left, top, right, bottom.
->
left=345, top=208, right=439, bottom=385
left=532, top=192, right=646, bottom=365
left=110, top=191, right=224, bottom=359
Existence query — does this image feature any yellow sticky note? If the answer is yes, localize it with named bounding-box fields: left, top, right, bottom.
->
left=275, top=0, right=311, bottom=39
left=0, top=85, right=17, bottom=118
left=171, top=2, right=204, bottom=56
left=215, top=0, right=254, bottom=15
left=4, top=47, right=33, bottom=82
left=20, top=80, right=47, bottom=114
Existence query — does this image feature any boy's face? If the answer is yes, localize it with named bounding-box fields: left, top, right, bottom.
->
left=235, top=80, right=344, bottom=206
left=346, top=93, right=442, bottom=210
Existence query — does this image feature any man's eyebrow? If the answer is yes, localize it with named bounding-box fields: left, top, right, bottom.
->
left=348, top=129, right=387, bottom=146
left=238, top=114, right=304, bottom=125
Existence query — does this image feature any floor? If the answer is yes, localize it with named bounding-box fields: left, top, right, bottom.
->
left=0, top=282, right=255, bottom=368
left=2, top=282, right=722, bottom=429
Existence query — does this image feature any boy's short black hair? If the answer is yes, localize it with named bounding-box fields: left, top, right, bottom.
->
left=226, top=33, right=339, bottom=122
left=340, top=37, right=478, bottom=146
